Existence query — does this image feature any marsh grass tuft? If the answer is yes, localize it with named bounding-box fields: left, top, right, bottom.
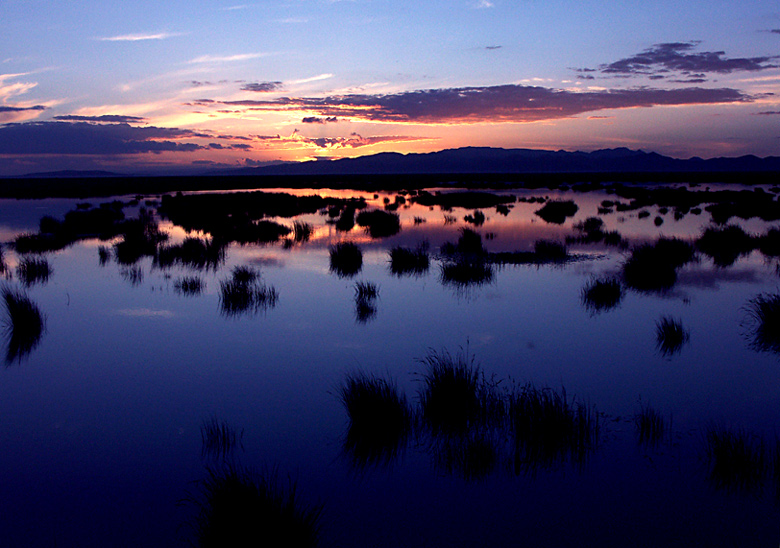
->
left=174, top=276, right=205, bottom=296
left=329, top=242, right=363, bottom=278
left=219, top=267, right=278, bottom=317
left=338, top=371, right=412, bottom=467
left=187, top=463, right=322, bottom=548
left=581, top=277, right=623, bottom=313
left=16, top=256, right=52, bottom=287
left=201, top=415, right=244, bottom=461
left=743, top=292, right=780, bottom=354
left=353, top=281, right=379, bottom=323
left=508, top=384, right=599, bottom=472
left=291, top=221, right=313, bottom=243
left=2, top=286, right=46, bottom=364
left=634, top=402, right=666, bottom=447
left=389, top=244, right=429, bottom=277
left=655, top=316, right=690, bottom=356
left=705, top=425, right=767, bottom=492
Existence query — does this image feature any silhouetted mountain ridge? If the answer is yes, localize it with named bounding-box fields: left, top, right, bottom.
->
left=225, top=147, right=780, bottom=176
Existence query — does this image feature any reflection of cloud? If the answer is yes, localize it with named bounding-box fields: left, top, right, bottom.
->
left=221, top=83, right=752, bottom=124
left=589, top=42, right=778, bottom=79
left=242, top=81, right=283, bottom=92
left=53, top=114, right=146, bottom=123
left=98, top=32, right=182, bottom=42
left=114, top=308, right=175, bottom=318
left=0, top=122, right=206, bottom=154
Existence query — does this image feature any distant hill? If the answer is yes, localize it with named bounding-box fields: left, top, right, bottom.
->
left=20, top=170, right=124, bottom=178
left=221, top=147, right=780, bottom=176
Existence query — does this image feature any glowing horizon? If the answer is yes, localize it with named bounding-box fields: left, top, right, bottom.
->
left=1, top=1, right=779, bottom=176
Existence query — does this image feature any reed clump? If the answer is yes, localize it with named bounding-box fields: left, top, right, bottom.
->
left=16, top=256, right=52, bottom=287
left=201, top=415, right=244, bottom=461
left=655, top=316, right=690, bottom=356
left=2, top=286, right=46, bottom=364
left=705, top=426, right=767, bottom=492
left=329, top=242, right=363, bottom=278
left=174, top=276, right=205, bottom=296
left=355, top=209, right=401, bottom=238
left=743, top=292, right=780, bottom=354
left=219, top=267, right=278, bottom=317
left=389, top=244, right=429, bottom=277
left=634, top=402, right=666, bottom=447
left=581, top=277, right=623, bottom=313
left=353, top=281, right=379, bottom=323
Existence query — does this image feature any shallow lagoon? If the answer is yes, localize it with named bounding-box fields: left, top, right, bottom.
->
left=1, top=184, right=779, bottom=547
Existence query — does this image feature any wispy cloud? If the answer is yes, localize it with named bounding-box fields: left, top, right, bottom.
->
left=188, top=52, right=271, bottom=64
left=99, top=32, right=182, bottom=42
left=287, top=73, right=334, bottom=85
left=220, top=83, right=753, bottom=124
left=53, top=114, right=147, bottom=123
left=474, top=0, right=494, bottom=8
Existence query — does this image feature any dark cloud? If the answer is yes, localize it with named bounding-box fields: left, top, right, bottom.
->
left=770, top=29, right=780, bottom=35
left=0, top=122, right=204, bottom=155
left=242, top=81, right=283, bottom=93
left=486, top=45, right=502, bottom=50
left=207, top=142, right=252, bottom=150
left=222, top=83, right=752, bottom=124
left=301, top=116, right=338, bottom=124
left=0, top=105, right=46, bottom=113
left=597, top=42, right=778, bottom=76
left=53, top=114, right=147, bottom=123
left=755, top=111, right=780, bottom=115
left=292, top=130, right=426, bottom=149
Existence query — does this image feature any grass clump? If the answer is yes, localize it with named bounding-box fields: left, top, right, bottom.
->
left=2, top=286, right=46, bottom=364
left=174, top=276, right=205, bottom=296
left=581, top=277, right=623, bottom=313
left=534, top=200, right=578, bottom=224
left=120, top=265, right=144, bottom=286
left=355, top=209, right=401, bottom=238
left=533, top=239, right=568, bottom=261
left=219, top=267, right=278, bottom=317
left=201, top=415, right=244, bottom=461
left=634, top=402, right=666, bottom=447
left=16, top=256, right=52, bottom=287
left=338, top=371, right=412, bottom=467
left=439, top=259, right=494, bottom=291
left=743, top=292, right=780, bottom=354
left=187, top=463, right=322, bottom=548
left=353, top=281, right=379, bottom=323
left=622, top=238, right=695, bottom=292
left=389, top=243, right=429, bottom=277
left=705, top=426, right=767, bottom=492
left=329, top=242, right=363, bottom=278
left=291, top=221, right=313, bottom=243
left=655, top=316, right=690, bottom=356
left=696, top=225, right=756, bottom=267
left=509, top=384, right=599, bottom=472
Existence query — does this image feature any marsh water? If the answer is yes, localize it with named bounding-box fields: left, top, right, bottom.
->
left=1, top=183, right=779, bottom=547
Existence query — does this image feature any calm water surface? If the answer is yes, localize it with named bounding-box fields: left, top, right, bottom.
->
left=0, top=186, right=779, bottom=547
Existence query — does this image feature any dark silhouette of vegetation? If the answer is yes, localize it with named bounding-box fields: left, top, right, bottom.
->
left=743, top=292, right=780, bottom=354
left=509, top=384, right=599, bottom=472
left=219, top=266, right=278, bottom=317
left=412, top=190, right=515, bottom=210
left=534, top=200, right=578, bottom=224
left=201, top=415, right=244, bottom=462
left=634, top=402, right=666, bottom=447
left=581, top=277, right=623, bottom=313
left=355, top=209, right=401, bottom=238
left=389, top=244, right=429, bottom=277
left=16, top=256, right=51, bottom=287
left=623, top=238, right=695, bottom=292
left=120, top=265, right=144, bottom=286
left=155, top=237, right=226, bottom=271
left=113, top=209, right=168, bottom=265
left=2, top=286, right=46, bottom=364
left=463, top=210, right=485, bottom=226
left=338, top=371, right=412, bottom=467
left=98, top=245, right=111, bottom=266
left=440, top=259, right=494, bottom=290
left=329, top=242, right=363, bottom=278
left=705, top=426, right=767, bottom=493
left=354, top=281, right=379, bottom=323
left=696, top=225, right=755, bottom=267
left=567, top=217, right=626, bottom=248
left=291, top=221, right=313, bottom=243
left=174, top=276, right=205, bottom=296
left=186, top=463, right=322, bottom=548
left=655, top=316, right=690, bottom=356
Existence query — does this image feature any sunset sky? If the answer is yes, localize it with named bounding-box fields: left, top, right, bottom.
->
left=1, top=0, right=779, bottom=176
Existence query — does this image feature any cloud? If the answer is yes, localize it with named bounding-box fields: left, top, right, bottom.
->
left=755, top=111, right=780, bottom=115
left=98, top=32, right=182, bottom=42
left=221, top=83, right=752, bottom=124
left=0, top=104, right=46, bottom=123
left=0, top=105, right=45, bottom=113
left=0, top=122, right=206, bottom=155
left=594, top=42, right=778, bottom=78
left=474, top=0, right=494, bottom=7
left=292, top=130, right=426, bottom=149
left=486, top=45, right=502, bottom=50
left=286, top=73, right=334, bottom=85
left=188, top=52, right=270, bottom=64
left=53, top=114, right=147, bottom=123
left=302, top=116, right=338, bottom=124
left=242, top=81, right=283, bottom=93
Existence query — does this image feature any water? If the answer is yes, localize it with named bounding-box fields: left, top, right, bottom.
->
left=0, top=186, right=779, bottom=547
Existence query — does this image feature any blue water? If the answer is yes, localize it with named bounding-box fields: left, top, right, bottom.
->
left=0, top=187, right=778, bottom=547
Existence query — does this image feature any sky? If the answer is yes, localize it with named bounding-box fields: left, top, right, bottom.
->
left=1, top=0, right=779, bottom=176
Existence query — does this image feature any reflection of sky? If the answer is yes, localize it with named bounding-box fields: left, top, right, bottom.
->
left=1, top=191, right=780, bottom=545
